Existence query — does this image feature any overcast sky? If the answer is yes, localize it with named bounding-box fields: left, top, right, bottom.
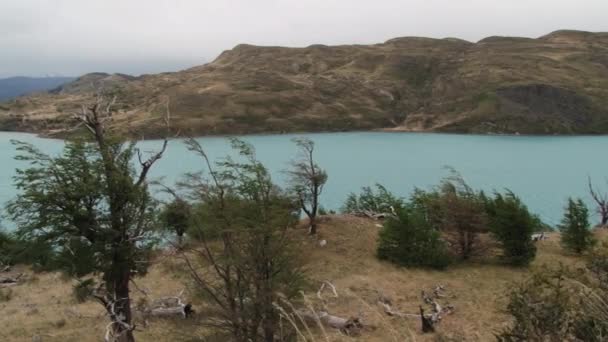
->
left=1, top=0, right=607, bottom=77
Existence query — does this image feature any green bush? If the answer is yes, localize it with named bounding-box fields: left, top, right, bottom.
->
left=0, top=231, right=57, bottom=270
left=559, top=197, right=596, bottom=254
left=486, top=191, right=538, bottom=266
left=377, top=207, right=451, bottom=269
left=160, top=198, right=192, bottom=245
left=342, top=184, right=404, bottom=214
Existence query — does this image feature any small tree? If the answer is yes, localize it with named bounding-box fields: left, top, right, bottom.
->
left=437, top=174, right=488, bottom=260
left=487, top=191, right=538, bottom=266
left=160, top=198, right=191, bottom=246
left=181, top=138, right=306, bottom=341
left=559, top=198, right=596, bottom=254
left=287, top=138, right=327, bottom=235
left=377, top=207, right=451, bottom=269
left=7, top=98, right=168, bottom=342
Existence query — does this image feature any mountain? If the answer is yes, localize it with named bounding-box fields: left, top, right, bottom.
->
left=0, top=76, right=75, bottom=101
left=1, top=30, right=607, bottom=137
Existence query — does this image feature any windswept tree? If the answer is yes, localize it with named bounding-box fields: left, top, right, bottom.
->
left=377, top=206, right=451, bottom=269
left=181, top=138, right=306, bottom=341
left=436, top=172, right=488, bottom=260
left=559, top=197, right=596, bottom=254
left=287, top=138, right=328, bottom=235
left=486, top=191, right=539, bottom=266
left=588, top=177, right=608, bottom=226
left=7, top=97, right=169, bottom=342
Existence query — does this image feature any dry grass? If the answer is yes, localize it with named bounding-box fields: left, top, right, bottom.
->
left=0, top=215, right=597, bottom=341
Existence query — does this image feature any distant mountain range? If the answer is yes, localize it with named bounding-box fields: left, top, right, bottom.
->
left=0, top=77, right=75, bottom=101
left=1, top=30, right=607, bottom=137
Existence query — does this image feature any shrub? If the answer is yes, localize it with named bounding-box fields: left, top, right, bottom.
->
left=0, top=231, right=57, bottom=270
left=160, top=198, right=192, bottom=245
left=342, top=184, right=404, bottom=214
left=377, top=207, right=451, bottom=269
left=486, top=191, right=538, bottom=266
left=498, top=265, right=608, bottom=341
left=587, top=241, right=608, bottom=290
left=559, top=197, right=596, bottom=254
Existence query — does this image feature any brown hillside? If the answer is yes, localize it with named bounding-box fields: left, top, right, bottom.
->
left=0, top=30, right=607, bottom=137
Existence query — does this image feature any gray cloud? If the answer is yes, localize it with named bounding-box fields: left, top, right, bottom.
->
left=1, top=0, right=607, bottom=77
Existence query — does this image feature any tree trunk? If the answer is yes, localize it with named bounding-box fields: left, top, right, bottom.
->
left=309, top=216, right=317, bottom=235
left=112, top=270, right=135, bottom=342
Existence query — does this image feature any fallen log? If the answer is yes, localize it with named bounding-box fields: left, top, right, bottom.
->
left=138, top=293, right=194, bottom=320
left=298, top=310, right=362, bottom=336
left=0, top=273, right=23, bottom=287
left=149, top=303, right=193, bottom=318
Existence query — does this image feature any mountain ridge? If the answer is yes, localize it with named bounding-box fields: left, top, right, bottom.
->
left=0, top=76, right=75, bottom=102
left=1, top=30, right=607, bottom=138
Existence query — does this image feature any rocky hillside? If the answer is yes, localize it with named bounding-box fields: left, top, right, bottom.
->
left=1, top=30, right=607, bottom=137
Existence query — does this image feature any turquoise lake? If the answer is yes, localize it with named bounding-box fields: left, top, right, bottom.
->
left=1, top=131, right=607, bottom=228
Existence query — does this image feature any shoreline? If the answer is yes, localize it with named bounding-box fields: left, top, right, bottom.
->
left=3, top=126, right=608, bottom=141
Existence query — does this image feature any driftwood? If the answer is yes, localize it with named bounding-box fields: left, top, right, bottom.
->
left=359, top=210, right=396, bottom=220
left=136, top=291, right=194, bottom=323
left=379, top=285, right=455, bottom=333
left=531, top=232, right=548, bottom=241
left=0, top=273, right=23, bottom=288
left=420, top=306, right=435, bottom=333
left=317, top=281, right=338, bottom=301
left=290, top=281, right=362, bottom=335
left=298, top=310, right=363, bottom=336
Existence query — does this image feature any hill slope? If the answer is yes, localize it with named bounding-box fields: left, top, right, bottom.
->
left=1, top=30, right=607, bottom=137
left=0, top=77, right=75, bottom=102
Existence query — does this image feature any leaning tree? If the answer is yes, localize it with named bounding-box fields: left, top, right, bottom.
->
left=180, top=138, right=306, bottom=341
left=7, top=96, right=169, bottom=342
left=286, top=138, right=328, bottom=235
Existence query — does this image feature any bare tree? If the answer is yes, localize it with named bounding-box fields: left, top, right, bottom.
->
left=588, top=177, right=608, bottom=226
left=287, top=138, right=328, bottom=235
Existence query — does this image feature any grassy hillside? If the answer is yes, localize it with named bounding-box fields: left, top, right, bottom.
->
left=0, top=30, right=607, bottom=137
left=0, top=215, right=594, bottom=341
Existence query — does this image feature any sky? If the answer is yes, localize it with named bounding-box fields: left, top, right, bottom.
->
left=1, top=0, right=607, bottom=78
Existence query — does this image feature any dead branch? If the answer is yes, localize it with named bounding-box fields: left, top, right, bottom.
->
left=317, top=281, right=338, bottom=301
left=378, top=285, right=455, bottom=334
left=589, top=176, right=608, bottom=226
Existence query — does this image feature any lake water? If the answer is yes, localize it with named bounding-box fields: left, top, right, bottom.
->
left=1, top=131, right=607, bottom=229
